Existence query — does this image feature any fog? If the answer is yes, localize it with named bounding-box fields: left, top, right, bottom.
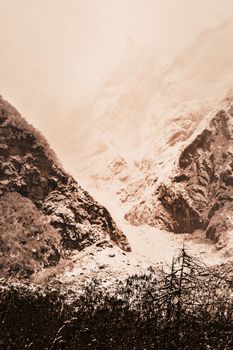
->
left=0, top=0, right=232, bottom=166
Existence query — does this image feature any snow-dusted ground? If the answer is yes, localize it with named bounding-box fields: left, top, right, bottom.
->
left=53, top=182, right=226, bottom=291
left=89, top=185, right=225, bottom=265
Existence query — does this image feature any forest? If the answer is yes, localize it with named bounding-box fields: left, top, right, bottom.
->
left=1, top=248, right=233, bottom=350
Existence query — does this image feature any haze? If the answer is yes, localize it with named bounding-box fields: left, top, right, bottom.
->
left=0, top=0, right=232, bottom=171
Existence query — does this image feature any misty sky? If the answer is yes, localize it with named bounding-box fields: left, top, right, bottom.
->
left=0, top=0, right=232, bottom=166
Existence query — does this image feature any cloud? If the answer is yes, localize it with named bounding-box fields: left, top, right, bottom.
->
left=0, top=0, right=232, bottom=160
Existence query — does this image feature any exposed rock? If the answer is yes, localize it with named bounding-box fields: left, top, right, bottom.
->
left=126, top=94, right=233, bottom=247
left=0, top=96, right=130, bottom=258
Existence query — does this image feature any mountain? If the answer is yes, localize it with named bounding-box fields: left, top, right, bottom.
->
left=121, top=17, right=233, bottom=251
left=0, top=96, right=130, bottom=278
left=60, top=17, right=233, bottom=194
left=59, top=16, right=233, bottom=254
left=126, top=92, right=233, bottom=251
left=139, top=16, right=233, bottom=159
left=59, top=43, right=165, bottom=192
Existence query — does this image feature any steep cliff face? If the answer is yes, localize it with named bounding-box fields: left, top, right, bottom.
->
left=126, top=94, right=233, bottom=248
left=0, top=96, right=130, bottom=261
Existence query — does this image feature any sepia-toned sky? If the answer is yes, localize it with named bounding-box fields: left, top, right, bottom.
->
left=0, top=0, right=232, bottom=160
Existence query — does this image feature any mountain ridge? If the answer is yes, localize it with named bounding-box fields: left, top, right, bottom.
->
left=0, top=96, right=130, bottom=278
left=126, top=93, right=233, bottom=252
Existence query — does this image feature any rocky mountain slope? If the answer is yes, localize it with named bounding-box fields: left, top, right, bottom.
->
left=126, top=93, right=233, bottom=251
left=0, top=192, right=60, bottom=278
left=119, top=19, right=233, bottom=251
left=0, top=96, right=129, bottom=278
left=60, top=16, right=233, bottom=255
left=60, top=16, right=233, bottom=194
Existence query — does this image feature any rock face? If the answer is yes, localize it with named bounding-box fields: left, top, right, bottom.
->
left=0, top=96, right=130, bottom=264
left=126, top=94, right=233, bottom=248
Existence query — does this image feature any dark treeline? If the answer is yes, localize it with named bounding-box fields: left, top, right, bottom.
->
left=1, top=248, right=233, bottom=349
